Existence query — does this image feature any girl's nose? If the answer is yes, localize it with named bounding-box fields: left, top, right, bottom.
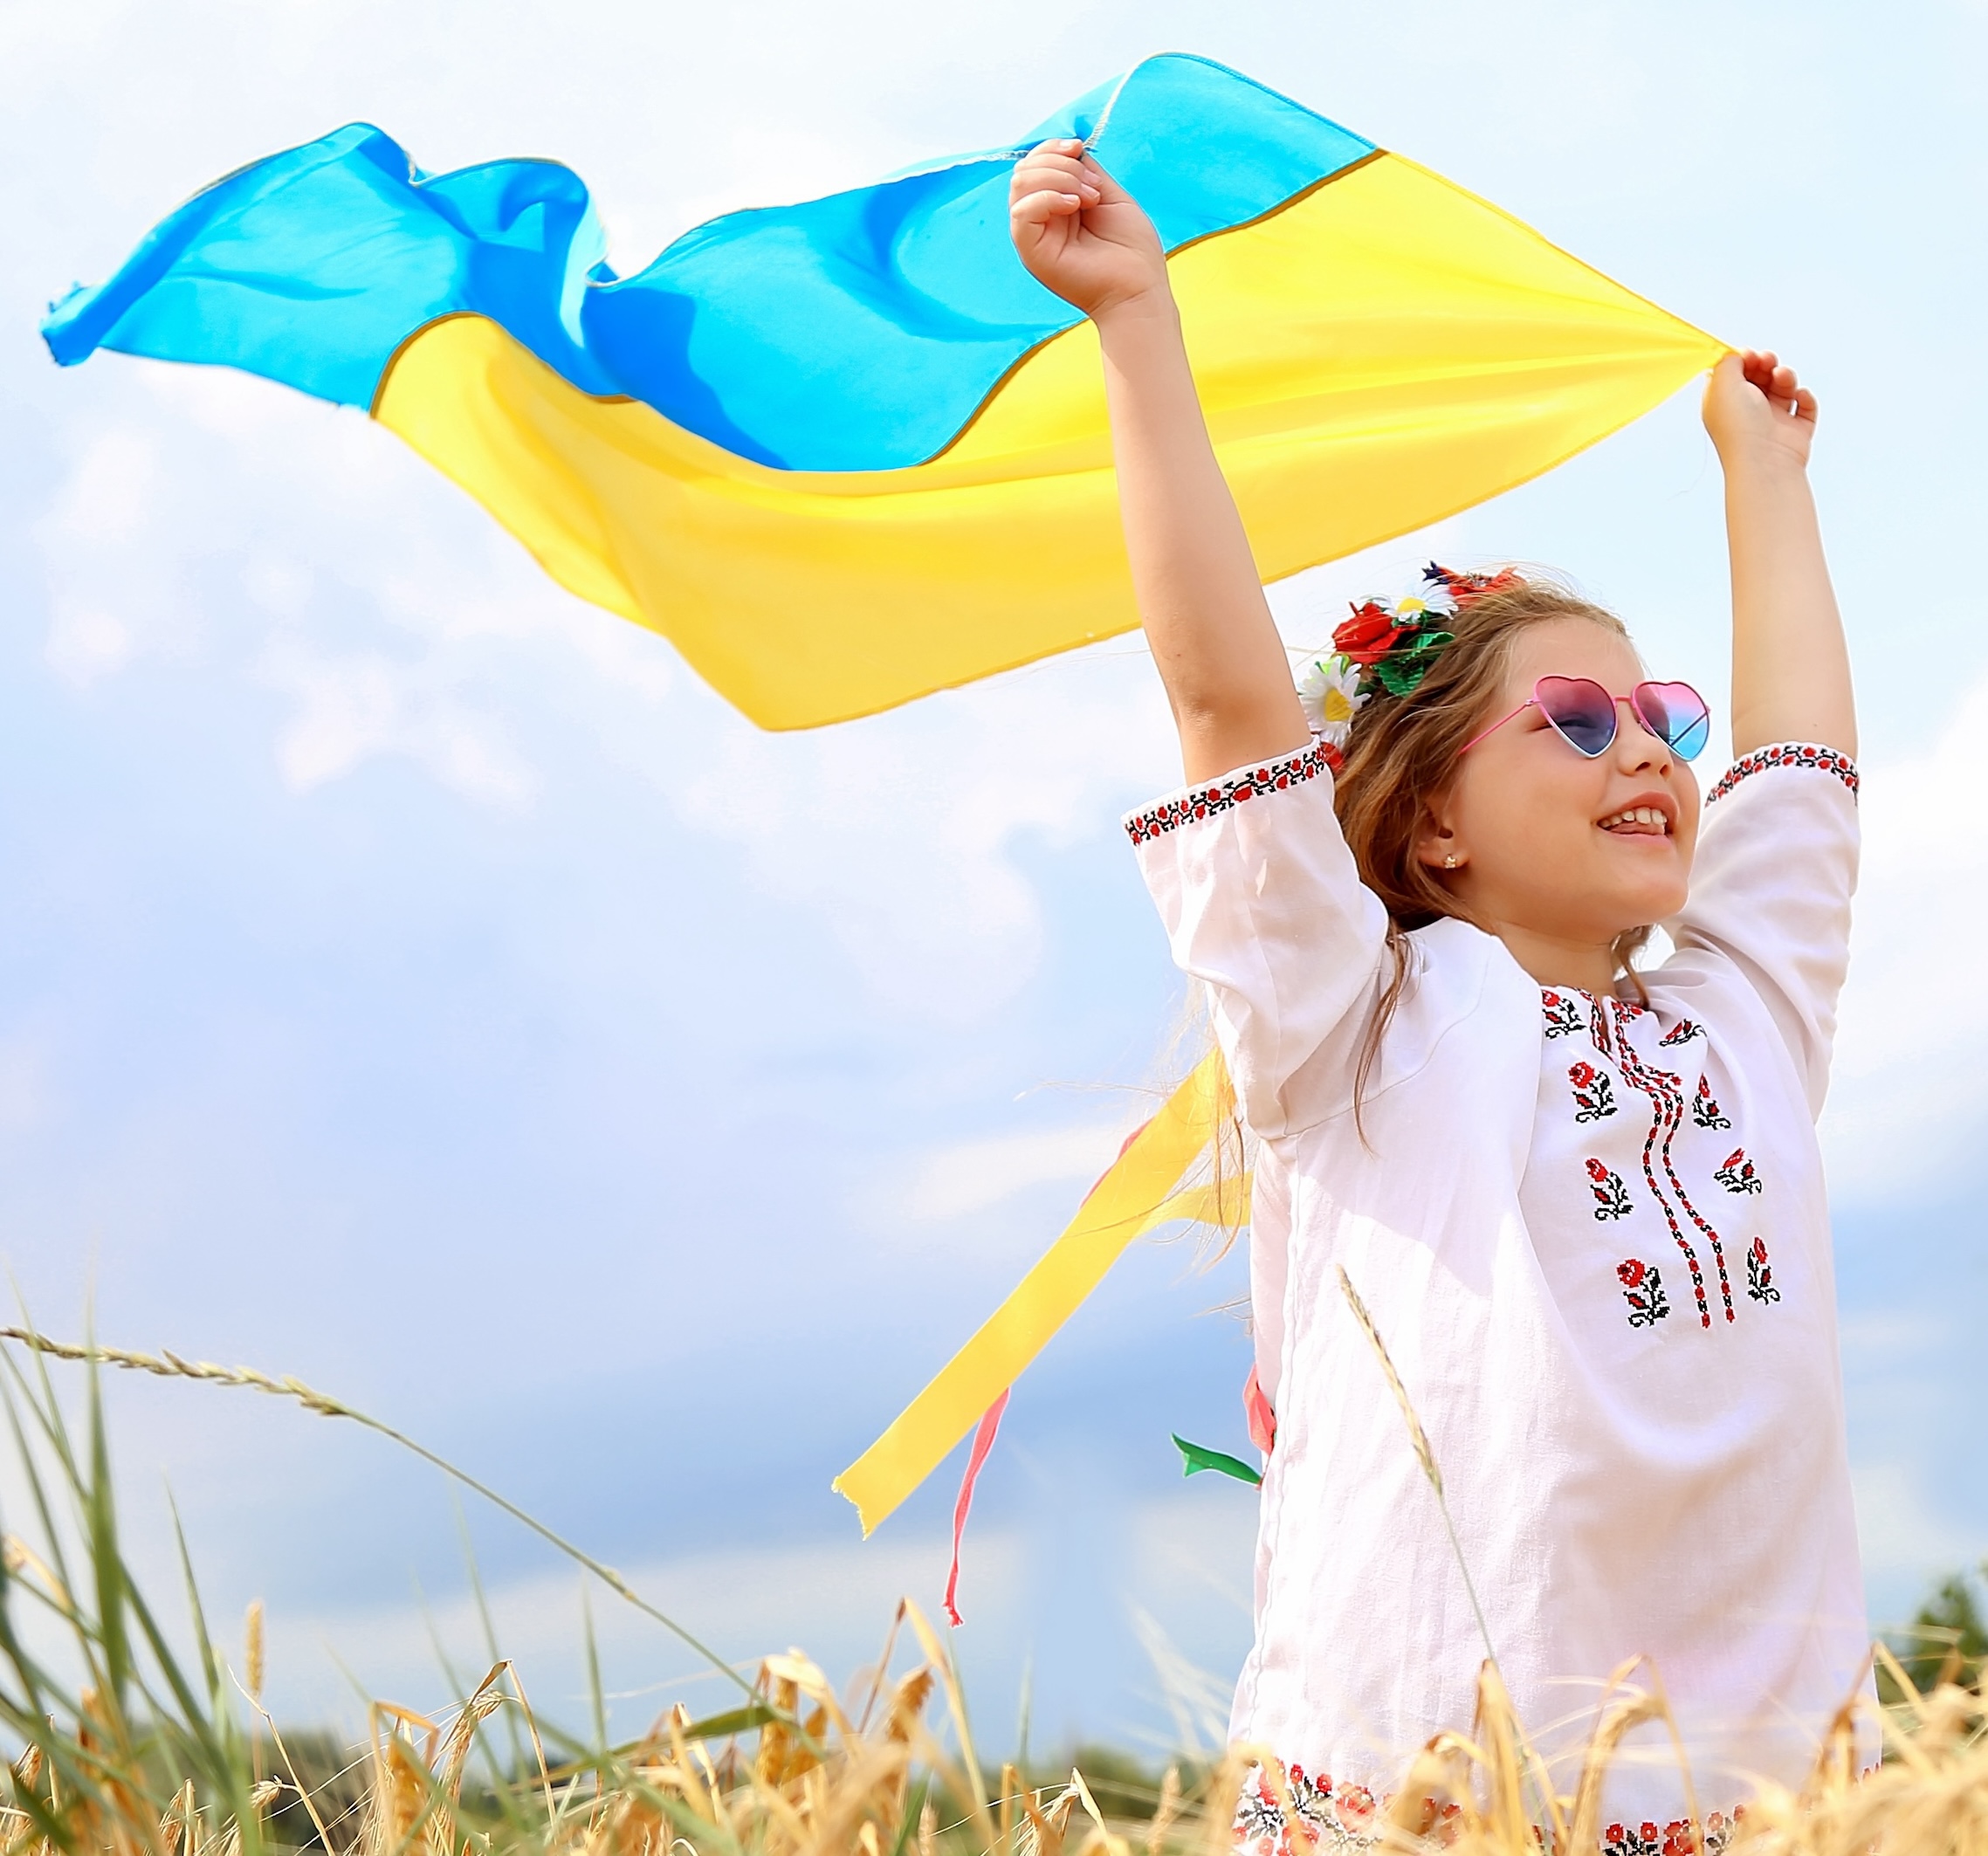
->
left=1614, top=697, right=1671, bottom=769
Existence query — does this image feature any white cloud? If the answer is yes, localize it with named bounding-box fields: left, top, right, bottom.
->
left=1836, top=1310, right=1943, bottom=1365
left=1852, top=1461, right=1973, bottom=1585
left=44, top=601, right=133, bottom=685
left=41, top=424, right=161, bottom=546
left=250, top=1490, right=1254, bottom=1741
left=0, top=1041, right=52, bottom=1132
left=262, top=638, right=540, bottom=808
left=898, top=1119, right=1134, bottom=1224
left=34, top=423, right=194, bottom=685
left=669, top=662, right=1178, bottom=1023
left=28, top=353, right=1180, bottom=1009
left=28, top=364, right=613, bottom=805
left=258, top=1529, right=1012, bottom=1727
left=1822, top=677, right=1988, bottom=1201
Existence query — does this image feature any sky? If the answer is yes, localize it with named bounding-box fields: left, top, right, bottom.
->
left=3, top=0, right=1987, bottom=1757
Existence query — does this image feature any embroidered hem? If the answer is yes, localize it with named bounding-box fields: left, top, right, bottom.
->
left=1123, top=742, right=1333, bottom=845
left=1706, top=742, right=1858, bottom=806
left=1233, top=1760, right=1746, bottom=1855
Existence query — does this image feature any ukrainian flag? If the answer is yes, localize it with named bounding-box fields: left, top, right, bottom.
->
left=44, top=54, right=1721, bottom=732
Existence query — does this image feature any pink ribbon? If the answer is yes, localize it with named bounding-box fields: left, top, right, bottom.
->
left=1244, top=1365, right=1277, bottom=1454
left=941, top=1121, right=1149, bottom=1625
left=943, top=1388, right=1010, bottom=1626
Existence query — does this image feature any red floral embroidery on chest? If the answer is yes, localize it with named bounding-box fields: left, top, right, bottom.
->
left=1551, top=992, right=1758, bottom=1330
left=1715, top=1147, right=1762, bottom=1194
left=1585, top=1157, right=1634, bottom=1219
left=1746, top=1234, right=1780, bottom=1303
left=1692, top=1076, right=1732, bottom=1129
left=1542, top=989, right=1586, bottom=1039
left=1567, top=1059, right=1618, bottom=1122
left=1616, top=1255, right=1671, bottom=1326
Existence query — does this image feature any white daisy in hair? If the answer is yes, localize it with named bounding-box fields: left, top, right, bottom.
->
left=1297, top=652, right=1365, bottom=748
left=1415, top=570, right=1464, bottom=619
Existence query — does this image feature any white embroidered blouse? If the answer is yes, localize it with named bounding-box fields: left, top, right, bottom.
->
left=1126, top=740, right=1868, bottom=1838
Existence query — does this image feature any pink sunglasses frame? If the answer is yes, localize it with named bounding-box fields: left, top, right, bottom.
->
left=1457, top=676, right=1710, bottom=760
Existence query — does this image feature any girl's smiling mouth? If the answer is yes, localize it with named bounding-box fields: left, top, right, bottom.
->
left=1598, top=798, right=1676, bottom=836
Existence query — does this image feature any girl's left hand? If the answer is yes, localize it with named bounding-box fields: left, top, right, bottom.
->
left=1703, top=349, right=1819, bottom=470
left=1009, top=140, right=1166, bottom=319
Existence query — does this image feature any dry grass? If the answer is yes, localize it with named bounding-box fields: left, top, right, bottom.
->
left=1, top=1331, right=1986, bottom=1856
left=11, top=1629, right=1988, bottom=1856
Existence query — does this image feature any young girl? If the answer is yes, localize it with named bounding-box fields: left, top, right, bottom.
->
left=1009, top=141, right=1867, bottom=1833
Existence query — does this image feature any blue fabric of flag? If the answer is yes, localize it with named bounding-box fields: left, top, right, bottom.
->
left=41, top=55, right=1372, bottom=471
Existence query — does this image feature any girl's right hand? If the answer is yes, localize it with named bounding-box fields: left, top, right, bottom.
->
left=1008, top=139, right=1167, bottom=319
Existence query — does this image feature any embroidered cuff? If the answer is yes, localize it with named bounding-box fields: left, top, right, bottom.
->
left=1706, top=741, right=1859, bottom=807
left=1123, top=740, right=1333, bottom=845
left=1235, top=1759, right=1752, bottom=1856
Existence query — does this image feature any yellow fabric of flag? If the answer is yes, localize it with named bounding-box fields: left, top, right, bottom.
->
left=375, top=152, right=1723, bottom=732
left=833, top=1052, right=1249, bottom=1535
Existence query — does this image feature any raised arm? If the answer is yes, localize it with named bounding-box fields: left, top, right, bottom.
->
left=1703, top=351, right=1856, bottom=760
left=1009, top=141, right=1309, bottom=784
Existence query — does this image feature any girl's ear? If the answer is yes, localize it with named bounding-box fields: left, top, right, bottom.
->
left=1414, top=803, right=1465, bottom=872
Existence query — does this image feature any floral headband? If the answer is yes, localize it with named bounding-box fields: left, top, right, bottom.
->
left=1297, top=563, right=1524, bottom=764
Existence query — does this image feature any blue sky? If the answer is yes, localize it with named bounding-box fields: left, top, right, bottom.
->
left=3, top=0, right=1986, bottom=1755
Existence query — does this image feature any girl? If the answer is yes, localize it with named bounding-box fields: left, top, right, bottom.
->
left=1009, top=141, right=1867, bottom=1835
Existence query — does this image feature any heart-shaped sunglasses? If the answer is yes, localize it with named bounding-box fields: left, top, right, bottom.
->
left=1459, top=676, right=1711, bottom=762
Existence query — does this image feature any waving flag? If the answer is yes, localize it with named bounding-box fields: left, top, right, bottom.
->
left=46, top=58, right=1725, bottom=1536
left=45, top=54, right=1722, bottom=731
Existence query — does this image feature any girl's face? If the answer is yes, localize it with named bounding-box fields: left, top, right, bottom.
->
left=1423, top=617, right=1700, bottom=948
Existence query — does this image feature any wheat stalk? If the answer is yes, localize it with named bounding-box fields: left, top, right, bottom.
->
left=0, top=1324, right=753, bottom=1700
left=244, top=1600, right=265, bottom=1703
left=1334, top=1268, right=1496, bottom=1669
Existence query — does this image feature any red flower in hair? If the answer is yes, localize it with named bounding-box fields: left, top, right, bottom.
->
left=1425, top=562, right=1524, bottom=606
left=1331, top=599, right=1411, bottom=667
left=1317, top=565, right=1518, bottom=708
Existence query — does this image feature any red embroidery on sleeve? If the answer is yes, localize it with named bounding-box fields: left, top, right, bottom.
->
left=1706, top=743, right=1858, bottom=805
left=1123, top=741, right=1333, bottom=844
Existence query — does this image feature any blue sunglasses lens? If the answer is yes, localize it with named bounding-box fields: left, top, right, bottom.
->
left=1536, top=677, right=1617, bottom=756
left=1634, top=682, right=1711, bottom=762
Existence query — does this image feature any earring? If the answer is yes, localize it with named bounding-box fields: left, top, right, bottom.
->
left=1443, top=855, right=1459, bottom=869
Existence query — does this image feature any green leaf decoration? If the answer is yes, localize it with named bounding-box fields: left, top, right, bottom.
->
left=1171, top=1433, right=1263, bottom=1486
left=1374, top=629, right=1453, bottom=698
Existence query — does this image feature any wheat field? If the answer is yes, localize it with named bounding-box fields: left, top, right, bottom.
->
left=0, top=1332, right=1984, bottom=1856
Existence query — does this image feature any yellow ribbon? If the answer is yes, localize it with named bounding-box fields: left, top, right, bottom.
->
left=834, top=1050, right=1249, bottom=1535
